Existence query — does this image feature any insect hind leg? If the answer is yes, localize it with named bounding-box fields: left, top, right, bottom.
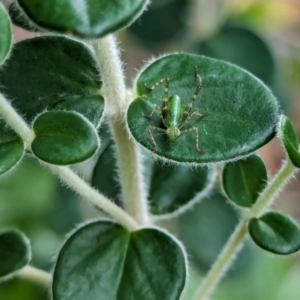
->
left=144, top=77, right=170, bottom=104
left=181, top=67, right=203, bottom=124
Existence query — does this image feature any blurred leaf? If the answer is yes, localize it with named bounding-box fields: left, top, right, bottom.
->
left=0, top=36, right=104, bottom=126
left=195, top=26, right=275, bottom=85
left=129, top=0, right=188, bottom=45
left=9, top=2, right=40, bottom=32
left=0, top=120, right=25, bottom=176
left=0, top=229, right=31, bottom=277
left=128, top=54, right=279, bottom=164
left=0, top=278, right=48, bottom=300
left=248, top=211, right=300, bottom=255
left=0, top=2, right=12, bottom=65
left=32, top=111, right=99, bottom=165
left=16, top=0, right=148, bottom=38
left=222, top=154, right=267, bottom=207
left=53, top=220, right=186, bottom=300
left=279, top=115, right=300, bottom=167
left=0, top=157, right=56, bottom=225
left=149, top=164, right=215, bottom=216
left=178, top=189, right=253, bottom=275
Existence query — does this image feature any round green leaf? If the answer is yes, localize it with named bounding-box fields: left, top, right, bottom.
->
left=32, top=111, right=99, bottom=165
left=0, top=120, right=25, bottom=175
left=9, top=2, right=40, bottom=32
left=0, top=2, right=12, bottom=65
left=248, top=211, right=300, bottom=255
left=0, top=229, right=31, bottom=277
left=149, top=164, right=215, bottom=216
left=222, top=154, right=267, bottom=207
left=128, top=54, right=279, bottom=164
left=0, top=36, right=104, bottom=126
left=279, top=115, right=300, bottom=167
left=17, top=0, right=148, bottom=38
left=195, top=26, right=275, bottom=85
left=53, top=220, right=186, bottom=300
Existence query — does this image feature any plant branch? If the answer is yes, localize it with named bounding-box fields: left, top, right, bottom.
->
left=92, top=35, right=149, bottom=225
left=16, top=265, right=52, bottom=288
left=0, top=94, right=35, bottom=147
left=192, top=159, right=297, bottom=300
left=0, top=93, right=139, bottom=232
left=49, top=165, right=139, bottom=231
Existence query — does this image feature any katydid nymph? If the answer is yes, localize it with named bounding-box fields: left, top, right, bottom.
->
left=143, top=67, right=208, bottom=153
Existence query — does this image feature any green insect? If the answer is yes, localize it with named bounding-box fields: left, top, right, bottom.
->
left=143, top=67, right=208, bottom=153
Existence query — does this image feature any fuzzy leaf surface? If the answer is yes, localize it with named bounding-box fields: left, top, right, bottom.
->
left=17, top=0, right=147, bottom=38
left=0, top=229, right=31, bottom=277
left=279, top=115, right=300, bottom=167
left=248, top=211, right=300, bottom=255
left=128, top=54, right=279, bottom=164
left=222, top=154, right=267, bottom=207
left=52, top=220, right=186, bottom=300
left=32, top=111, right=99, bottom=165
left=0, top=3, right=12, bottom=64
left=0, top=36, right=104, bottom=126
left=0, top=121, right=25, bottom=175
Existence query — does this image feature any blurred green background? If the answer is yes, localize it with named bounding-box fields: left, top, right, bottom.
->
left=1, top=0, right=300, bottom=299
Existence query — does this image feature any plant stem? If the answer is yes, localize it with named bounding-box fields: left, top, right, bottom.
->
left=49, top=165, right=139, bottom=231
left=92, top=35, right=149, bottom=225
left=0, top=93, right=139, bottom=232
left=16, top=265, right=52, bottom=288
left=0, top=93, right=35, bottom=147
left=192, top=159, right=297, bottom=300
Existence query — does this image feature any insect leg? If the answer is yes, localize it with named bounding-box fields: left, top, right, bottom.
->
left=144, top=77, right=170, bottom=97
left=181, top=126, right=204, bottom=153
left=142, top=104, right=161, bottom=119
left=180, top=111, right=209, bottom=128
left=147, top=126, right=166, bottom=152
left=181, top=67, right=202, bottom=124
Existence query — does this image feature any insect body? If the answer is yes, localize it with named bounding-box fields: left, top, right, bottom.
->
left=143, top=67, right=208, bottom=153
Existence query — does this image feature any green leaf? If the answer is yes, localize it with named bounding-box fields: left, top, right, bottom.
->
left=0, top=36, right=104, bottom=126
left=222, top=154, right=267, bottom=207
left=279, top=115, right=300, bottom=167
left=0, top=120, right=25, bottom=175
left=53, top=220, right=186, bottom=300
left=16, top=0, right=148, bottom=38
left=0, top=229, right=31, bottom=277
left=149, top=164, right=215, bottom=216
left=249, top=211, right=300, bottom=255
left=32, top=111, right=99, bottom=165
left=9, top=2, right=40, bottom=32
left=128, top=54, right=279, bottom=164
left=0, top=2, right=12, bottom=64
left=195, top=26, right=275, bottom=85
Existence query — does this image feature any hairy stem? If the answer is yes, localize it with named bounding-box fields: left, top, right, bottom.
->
left=16, top=266, right=52, bottom=288
left=193, top=159, right=297, bottom=300
left=0, top=93, right=139, bottom=231
left=0, top=94, right=35, bottom=147
left=49, top=165, right=139, bottom=231
left=92, top=35, right=149, bottom=225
